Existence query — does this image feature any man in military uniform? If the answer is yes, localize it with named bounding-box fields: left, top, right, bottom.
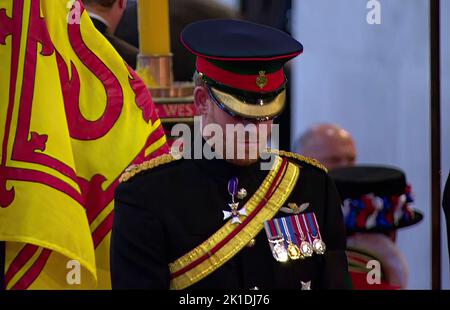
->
left=110, top=19, right=351, bottom=289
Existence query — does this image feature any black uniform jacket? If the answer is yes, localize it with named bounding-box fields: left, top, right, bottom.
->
left=111, top=152, right=351, bottom=289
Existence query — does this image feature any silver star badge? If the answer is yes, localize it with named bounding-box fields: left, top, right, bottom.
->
left=223, top=202, right=247, bottom=224
left=301, top=281, right=311, bottom=290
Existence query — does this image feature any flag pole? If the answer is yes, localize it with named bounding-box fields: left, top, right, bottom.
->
left=430, top=0, right=441, bottom=290
left=136, top=0, right=195, bottom=145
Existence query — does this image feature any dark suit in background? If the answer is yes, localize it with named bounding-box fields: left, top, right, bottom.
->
left=444, top=172, right=450, bottom=264
left=91, top=17, right=138, bottom=69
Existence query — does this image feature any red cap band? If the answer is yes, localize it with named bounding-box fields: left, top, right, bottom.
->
left=196, top=57, right=285, bottom=93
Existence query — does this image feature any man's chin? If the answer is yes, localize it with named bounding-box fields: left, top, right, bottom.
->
left=227, top=147, right=261, bottom=166
left=226, top=158, right=259, bottom=166
left=219, top=142, right=266, bottom=165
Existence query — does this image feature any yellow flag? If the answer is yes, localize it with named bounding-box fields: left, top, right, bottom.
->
left=0, top=0, right=168, bottom=289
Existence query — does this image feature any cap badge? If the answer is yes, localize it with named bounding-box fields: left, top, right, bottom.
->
left=256, top=70, right=268, bottom=89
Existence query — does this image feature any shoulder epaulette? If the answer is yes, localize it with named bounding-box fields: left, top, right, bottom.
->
left=267, top=148, right=328, bottom=173
left=119, top=153, right=181, bottom=183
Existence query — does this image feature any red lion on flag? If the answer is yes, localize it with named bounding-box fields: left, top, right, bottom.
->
left=0, top=0, right=168, bottom=289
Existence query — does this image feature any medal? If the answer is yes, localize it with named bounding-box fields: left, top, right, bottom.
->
left=270, top=238, right=289, bottom=262
left=312, top=238, right=326, bottom=255
left=264, top=221, right=288, bottom=262
left=223, top=177, right=248, bottom=224
left=305, top=213, right=326, bottom=255
left=280, top=217, right=301, bottom=260
left=287, top=242, right=301, bottom=260
left=237, top=188, right=247, bottom=200
left=293, top=214, right=313, bottom=258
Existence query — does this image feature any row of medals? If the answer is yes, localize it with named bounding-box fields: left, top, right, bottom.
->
left=225, top=179, right=326, bottom=262
left=269, top=234, right=326, bottom=262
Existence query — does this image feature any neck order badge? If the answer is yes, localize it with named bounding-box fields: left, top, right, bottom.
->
left=223, top=177, right=248, bottom=224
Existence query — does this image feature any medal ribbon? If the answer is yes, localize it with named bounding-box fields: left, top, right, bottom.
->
left=272, top=218, right=285, bottom=243
left=298, top=214, right=313, bottom=243
left=308, top=212, right=322, bottom=239
left=306, top=213, right=319, bottom=239
left=280, top=217, right=294, bottom=244
left=264, top=221, right=278, bottom=240
left=286, top=216, right=300, bottom=245
left=228, top=177, right=238, bottom=199
left=292, top=214, right=305, bottom=242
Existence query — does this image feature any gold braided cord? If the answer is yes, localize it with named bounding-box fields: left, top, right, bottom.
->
left=119, top=153, right=180, bottom=183
left=266, top=148, right=327, bottom=173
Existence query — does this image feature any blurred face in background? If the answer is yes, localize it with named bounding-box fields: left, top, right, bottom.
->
left=298, top=124, right=356, bottom=170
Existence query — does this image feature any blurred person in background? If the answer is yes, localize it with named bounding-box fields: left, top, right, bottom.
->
left=296, top=123, right=356, bottom=170
left=83, top=0, right=139, bottom=68
left=330, top=166, right=423, bottom=289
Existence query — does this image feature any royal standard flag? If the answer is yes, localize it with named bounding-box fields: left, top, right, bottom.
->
left=0, top=0, right=168, bottom=289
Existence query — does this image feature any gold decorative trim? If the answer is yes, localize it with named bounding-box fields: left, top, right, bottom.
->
left=169, top=156, right=300, bottom=290
left=211, top=87, right=286, bottom=119
left=267, top=148, right=328, bottom=173
left=119, top=153, right=180, bottom=183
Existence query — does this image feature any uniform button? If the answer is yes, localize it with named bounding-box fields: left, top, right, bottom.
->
left=247, top=238, right=256, bottom=248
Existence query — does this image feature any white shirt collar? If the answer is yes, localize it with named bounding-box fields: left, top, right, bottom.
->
left=88, top=12, right=110, bottom=29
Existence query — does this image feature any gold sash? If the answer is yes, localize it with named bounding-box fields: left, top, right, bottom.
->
left=169, top=155, right=300, bottom=289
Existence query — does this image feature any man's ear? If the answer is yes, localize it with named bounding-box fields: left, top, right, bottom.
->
left=194, top=86, right=210, bottom=116
left=118, top=0, right=126, bottom=10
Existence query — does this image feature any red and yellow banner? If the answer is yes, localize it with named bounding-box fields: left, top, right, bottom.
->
left=0, top=0, right=168, bottom=289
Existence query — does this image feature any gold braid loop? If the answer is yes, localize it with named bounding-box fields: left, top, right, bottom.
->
left=266, top=148, right=328, bottom=173
left=119, top=153, right=181, bottom=183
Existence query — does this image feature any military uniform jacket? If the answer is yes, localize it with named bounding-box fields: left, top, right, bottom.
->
left=111, top=151, right=351, bottom=289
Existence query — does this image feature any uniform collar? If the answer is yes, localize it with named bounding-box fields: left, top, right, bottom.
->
left=89, top=13, right=110, bottom=34
left=189, top=137, right=264, bottom=180
left=193, top=155, right=262, bottom=180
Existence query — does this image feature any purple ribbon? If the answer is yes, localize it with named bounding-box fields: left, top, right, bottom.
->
left=227, top=177, right=238, bottom=197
